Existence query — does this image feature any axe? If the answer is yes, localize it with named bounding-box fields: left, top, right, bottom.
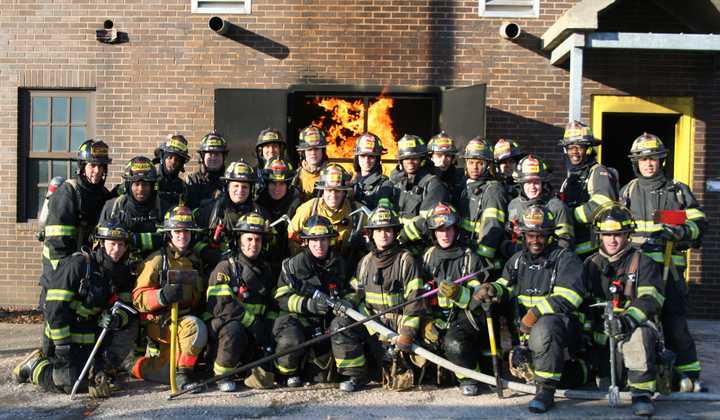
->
left=270, top=214, right=292, bottom=228
left=654, top=210, right=687, bottom=286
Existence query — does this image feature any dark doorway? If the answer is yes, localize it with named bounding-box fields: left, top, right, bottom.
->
left=600, top=113, right=679, bottom=188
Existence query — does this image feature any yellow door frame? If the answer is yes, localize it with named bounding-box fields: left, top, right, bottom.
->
left=591, top=95, right=695, bottom=187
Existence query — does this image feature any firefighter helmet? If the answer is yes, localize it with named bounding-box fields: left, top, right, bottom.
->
left=77, top=139, right=112, bottom=165
left=593, top=203, right=636, bottom=235
left=427, top=131, right=458, bottom=155
left=558, top=120, right=600, bottom=147
left=297, top=125, right=328, bottom=151
left=122, top=156, right=158, bottom=183
left=94, top=218, right=130, bottom=242
left=222, top=160, right=257, bottom=183
left=494, top=138, right=524, bottom=162
left=256, top=128, right=285, bottom=148
left=365, top=206, right=402, bottom=230
left=518, top=205, right=556, bottom=233
left=354, top=132, right=384, bottom=156
left=299, top=215, right=337, bottom=239
left=397, top=134, right=427, bottom=160
left=512, top=155, right=550, bottom=184
left=316, top=164, right=352, bottom=190
left=160, top=205, right=201, bottom=232
left=628, top=132, right=668, bottom=161
left=426, top=202, right=459, bottom=230
left=462, top=137, right=494, bottom=161
left=160, top=133, right=191, bottom=161
left=234, top=212, right=271, bottom=235
left=198, top=131, right=228, bottom=154
left=263, top=158, right=295, bottom=183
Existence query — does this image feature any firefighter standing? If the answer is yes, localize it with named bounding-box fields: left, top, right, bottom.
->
left=273, top=216, right=352, bottom=388
left=621, top=133, right=707, bottom=392
left=206, top=213, right=278, bottom=392
left=186, top=131, right=229, bottom=210
left=428, top=131, right=466, bottom=205
left=507, top=155, right=574, bottom=252
left=494, top=138, right=525, bottom=200
left=421, top=203, right=492, bottom=396
left=293, top=125, right=329, bottom=202
left=15, top=220, right=137, bottom=397
left=351, top=132, right=394, bottom=210
left=474, top=205, right=585, bottom=413
left=333, top=206, right=426, bottom=392
left=583, top=204, right=665, bottom=417
left=254, top=128, right=287, bottom=193
left=558, top=121, right=618, bottom=258
left=131, top=206, right=208, bottom=391
left=154, top=133, right=190, bottom=208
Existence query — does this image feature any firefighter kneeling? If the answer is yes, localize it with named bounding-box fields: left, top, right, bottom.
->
left=473, top=205, right=586, bottom=413
left=14, top=219, right=138, bottom=397
left=584, top=204, right=665, bottom=417
left=131, top=206, right=207, bottom=391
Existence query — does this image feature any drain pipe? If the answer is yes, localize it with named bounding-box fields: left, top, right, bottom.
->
left=499, top=22, right=521, bottom=40
left=343, top=307, right=720, bottom=402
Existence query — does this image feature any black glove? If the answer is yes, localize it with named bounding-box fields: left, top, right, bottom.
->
left=605, top=314, right=638, bottom=338
left=159, top=282, right=184, bottom=306
left=332, top=299, right=353, bottom=316
left=98, top=310, right=123, bottom=331
left=657, top=224, right=686, bottom=242
left=305, top=292, right=331, bottom=315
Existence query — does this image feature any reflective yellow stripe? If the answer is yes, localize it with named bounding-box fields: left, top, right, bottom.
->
left=482, top=207, right=505, bottom=223
left=589, top=194, right=612, bottom=206
left=274, top=360, right=297, bottom=374
left=44, top=323, right=70, bottom=341
left=635, top=220, right=661, bottom=232
left=70, top=300, right=99, bottom=318
left=207, top=284, right=233, bottom=298
left=365, top=291, right=403, bottom=307
left=139, top=233, right=153, bottom=250
left=460, top=218, right=478, bottom=233
left=403, top=278, right=424, bottom=299
left=244, top=302, right=266, bottom=315
left=71, top=332, right=96, bottom=345
left=551, top=286, right=582, bottom=308
left=32, top=359, right=50, bottom=385
left=401, top=315, right=419, bottom=329
left=402, top=220, right=422, bottom=241
left=637, top=285, right=665, bottom=307
left=675, top=361, right=701, bottom=373
left=288, top=295, right=305, bottom=313
left=628, top=379, right=656, bottom=392
left=686, top=220, right=700, bottom=240
left=685, top=208, right=704, bottom=220
left=241, top=310, right=256, bottom=328
left=518, top=294, right=545, bottom=308
left=454, top=286, right=471, bottom=308
left=44, top=225, right=77, bottom=237
left=574, top=206, right=588, bottom=224
left=350, top=277, right=361, bottom=290
left=45, top=289, right=74, bottom=302
left=534, top=370, right=561, bottom=381
left=42, top=246, right=60, bottom=269
left=213, top=361, right=236, bottom=375
left=644, top=251, right=686, bottom=266
left=335, top=354, right=366, bottom=369
left=537, top=298, right=554, bottom=315
left=575, top=240, right=594, bottom=255
left=476, top=244, right=495, bottom=258
left=274, top=285, right=292, bottom=298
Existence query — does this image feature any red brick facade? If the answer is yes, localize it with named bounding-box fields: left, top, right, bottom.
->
left=1, top=1, right=717, bottom=316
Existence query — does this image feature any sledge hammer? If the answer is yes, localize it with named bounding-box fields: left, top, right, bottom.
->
left=654, top=210, right=687, bottom=286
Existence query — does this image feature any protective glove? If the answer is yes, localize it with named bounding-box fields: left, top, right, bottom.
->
left=473, top=283, right=498, bottom=304
left=657, top=224, right=686, bottom=242
left=98, top=310, right=123, bottom=331
left=158, top=282, right=184, bottom=306
left=520, top=308, right=540, bottom=334
left=395, top=334, right=414, bottom=352
left=305, top=292, right=331, bottom=315
left=332, top=299, right=354, bottom=316
left=88, top=371, right=111, bottom=398
left=438, top=280, right=461, bottom=301
left=605, top=313, right=638, bottom=338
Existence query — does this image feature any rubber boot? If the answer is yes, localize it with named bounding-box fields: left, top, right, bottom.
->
left=177, top=368, right=204, bottom=394
left=13, top=349, right=44, bottom=384
left=217, top=380, right=237, bottom=392
left=339, top=375, right=368, bottom=392
left=631, top=392, right=655, bottom=417
left=460, top=380, right=481, bottom=396
left=286, top=376, right=303, bottom=388
left=528, top=383, right=556, bottom=414
left=680, top=374, right=708, bottom=393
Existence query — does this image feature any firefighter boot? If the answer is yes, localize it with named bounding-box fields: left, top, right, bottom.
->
left=286, top=376, right=304, bottom=388
left=217, top=379, right=237, bottom=392
left=528, top=383, right=556, bottom=413
left=339, top=374, right=368, bottom=392
left=631, top=392, right=654, bottom=417
left=680, top=374, right=708, bottom=393
left=176, top=368, right=204, bottom=394
left=460, top=379, right=481, bottom=396
left=13, top=349, right=44, bottom=384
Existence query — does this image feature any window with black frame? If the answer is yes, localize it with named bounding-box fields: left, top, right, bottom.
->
left=18, top=90, right=94, bottom=221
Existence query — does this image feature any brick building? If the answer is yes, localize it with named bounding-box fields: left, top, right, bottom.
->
left=1, top=0, right=719, bottom=316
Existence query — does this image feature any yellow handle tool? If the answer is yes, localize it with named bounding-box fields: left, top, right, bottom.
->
left=169, top=303, right=179, bottom=394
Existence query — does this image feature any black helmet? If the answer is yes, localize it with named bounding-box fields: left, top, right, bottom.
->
left=593, top=203, right=636, bottom=235
left=94, top=218, right=130, bottom=242
left=354, top=132, right=384, bottom=156
left=234, top=212, right=271, bottom=235
left=494, top=138, right=524, bottom=163
left=427, top=131, right=458, bottom=155
left=77, top=139, right=112, bottom=171
left=199, top=131, right=228, bottom=154
left=256, top=128, right=286, bottom=149
left=396, top=134, right=427, bottom=160
left=628, top=132, right=668, bottom=161
left=122, top=156, right=158, bottom=183
left=263, top=158, right=295, bottom=183
left=160, top=205, right=201, bottom=232
left=365, top=206, right=402, bottom=230
left=518, top=205, right=556, bottom=234
left=297, top=126, right=328, bottom=151
left=316, top=164, right=352, bottom=190
left=462, top=137, right=494, bottom=161
left=160, top=133, right=191, bottom=161
left=222, top=160, right=257, bottom=183
left=558, top=120, right=600, bottom=147
left=426, top=202, right=459, bottom=230
left=512, top=155, right=550, bottom=184
left=299, top=215, right=337, bottom=239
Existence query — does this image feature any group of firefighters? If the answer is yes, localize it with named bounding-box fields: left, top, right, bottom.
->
left=11, top=120, right=707, bottom=417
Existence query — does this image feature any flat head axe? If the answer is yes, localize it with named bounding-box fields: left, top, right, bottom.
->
left=270, top=214, right=292, bottom=228
left=654, top=210, right=687, bottom=286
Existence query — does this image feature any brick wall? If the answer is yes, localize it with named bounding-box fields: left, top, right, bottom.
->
left=0, top=1, right=717, bottom=317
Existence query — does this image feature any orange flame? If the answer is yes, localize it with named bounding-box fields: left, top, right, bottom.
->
left=310, top=96, right=397, bottom=162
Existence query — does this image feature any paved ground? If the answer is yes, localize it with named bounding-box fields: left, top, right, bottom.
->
left=2, top=321, right=720, bottom=419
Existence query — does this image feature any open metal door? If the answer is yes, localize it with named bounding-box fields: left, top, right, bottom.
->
left=440, top=84, right=487, bottom=158
left=214, top=89, right=288, bottom=163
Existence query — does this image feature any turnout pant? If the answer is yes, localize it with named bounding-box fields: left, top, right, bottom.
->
left=528, top=313, right=583, bottom=386
left=595, top=325, right=659, bottom=393
left=662, top=271, right=700, bottom=378
left=273, top=314, right=333, bottom=380
left=131, top=315, right=207, bottom=384
left=440, top=310, right=491, bottom=383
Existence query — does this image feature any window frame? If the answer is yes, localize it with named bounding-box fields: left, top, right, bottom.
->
left=191, top=0, right=251, bottom=14
left=478, top=0, right=539, bottom=18
left=17, top=89, right=96, bottom=222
